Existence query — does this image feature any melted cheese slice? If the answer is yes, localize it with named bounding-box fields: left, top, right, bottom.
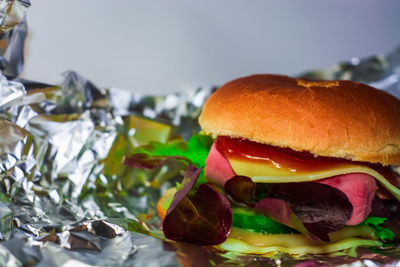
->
left=219, top=227, right=382, bottom=255
left=229, top=158, right=400, bottom=201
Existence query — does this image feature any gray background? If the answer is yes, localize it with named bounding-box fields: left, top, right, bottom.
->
left=23, top=0, right=400, bottom=94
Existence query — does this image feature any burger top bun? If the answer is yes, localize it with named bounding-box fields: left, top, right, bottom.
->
left=198, top=74, right=400, bottom=166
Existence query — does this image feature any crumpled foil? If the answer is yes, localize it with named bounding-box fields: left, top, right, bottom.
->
left=0, top=45, right=400, bottom=266
left=0, top=0, right=29, bottom=77
left=301, top=45, right=400, bottom=99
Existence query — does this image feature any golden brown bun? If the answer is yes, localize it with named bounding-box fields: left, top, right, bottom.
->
left=199, top=74, right=400, bottom=166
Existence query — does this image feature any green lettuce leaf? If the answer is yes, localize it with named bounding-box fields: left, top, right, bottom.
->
left=131, top=134, right=213, bottom=184
left=362, top=217, right=395, bottom=241
left=133, top=134, right=213, bottom=168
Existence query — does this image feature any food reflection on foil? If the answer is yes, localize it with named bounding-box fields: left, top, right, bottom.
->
left=0, top=46, right=400, bottom=266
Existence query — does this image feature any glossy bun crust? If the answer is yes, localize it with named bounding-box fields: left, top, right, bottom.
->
left=199, top=74, right=400, bottom=166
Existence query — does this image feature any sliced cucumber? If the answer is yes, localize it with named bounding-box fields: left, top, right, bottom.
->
left=232, top=206, right=296, bottom=234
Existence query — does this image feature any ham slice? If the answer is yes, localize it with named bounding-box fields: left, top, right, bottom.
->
left=205, top=141, right=377, bottom=225
left=205, top=143, right=236, bottom=185
left=316, top=173, right=377, bottom=225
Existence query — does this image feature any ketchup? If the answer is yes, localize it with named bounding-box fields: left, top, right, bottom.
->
left=215, top=136, right=354, bottom=173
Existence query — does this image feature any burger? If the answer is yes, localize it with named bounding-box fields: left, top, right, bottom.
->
left=125, top=74, right=400, bottom=255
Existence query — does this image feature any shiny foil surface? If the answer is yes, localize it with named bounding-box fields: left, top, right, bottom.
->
left=1, top=46, right=400, bottom=265
left=0, top=0, right=29, bottom=77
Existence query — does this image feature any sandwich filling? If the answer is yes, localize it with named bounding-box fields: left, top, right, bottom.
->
left=124, top=134, right=400, bottom=254
left=203, top=136, right=399, bottom=248
left=205, top=136, right=379, bottom=226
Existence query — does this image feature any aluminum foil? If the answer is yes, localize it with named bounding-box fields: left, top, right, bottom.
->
left=1, top=45, right=400, bottom=266
left=0, top=0, right=30, bottom=77
left=301, top=45, right=400, bottom=99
